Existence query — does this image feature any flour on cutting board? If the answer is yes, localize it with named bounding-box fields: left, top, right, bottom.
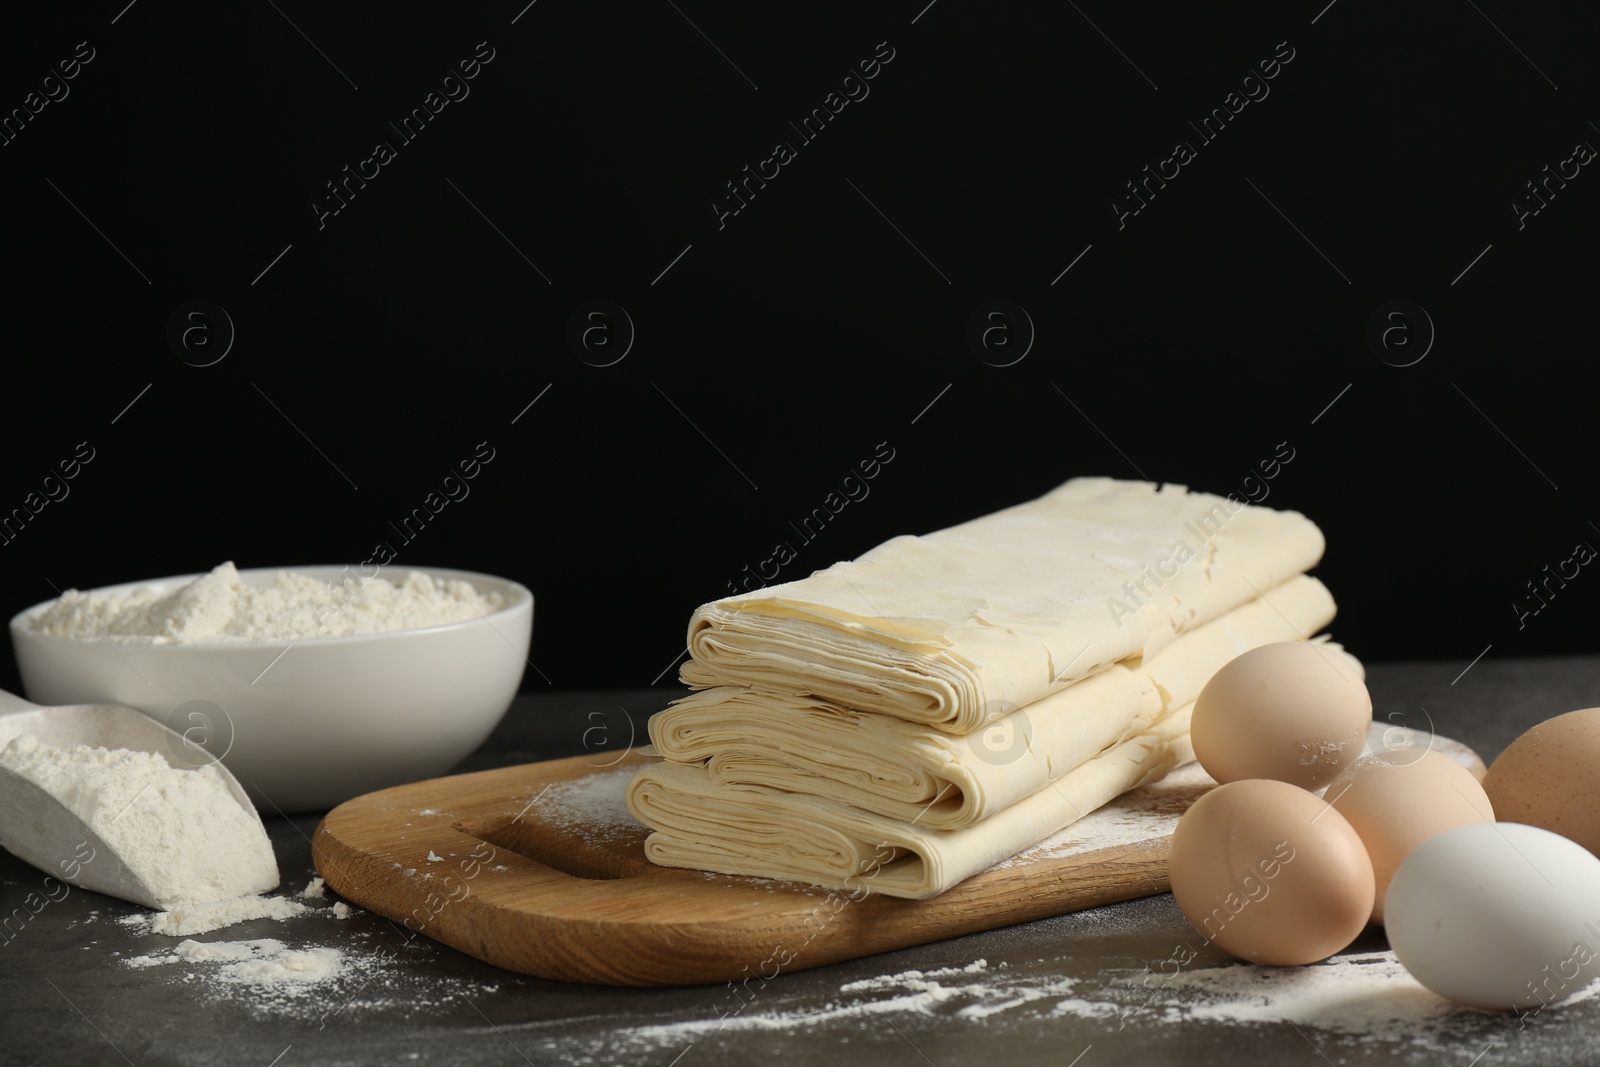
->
left=988, top=761, right=1216, bottom=871
left=529, top=767, right=644, bottom=839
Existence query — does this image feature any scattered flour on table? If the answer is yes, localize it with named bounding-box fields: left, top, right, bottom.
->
left=1117, top=951, right=1455, bottom=1032
left=128, top=938, right=341, bottom=992
left=532, top=767, right=643, bottom=840
left=300, top=877, right=326, bottom=899
left=988, top=761, right=1215, bottom=871
left=570, top=951, right=1600, bottom=1058
left=122, top=931, right=502, bottom=1016
left=840, top=960, right=1089, bottom=1022
left=1106, top=951, right=1600, bottom=1051
left=112, top=888, right=498, bottom=1017
left=0, top=734, right=277, bottom=908
left=27, top=561, right=505, bottom=642
left=616, top=961, right=1045, bottom=1045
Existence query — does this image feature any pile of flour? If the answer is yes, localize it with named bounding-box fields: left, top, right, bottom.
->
left=148, top=897, right=309, bottom=935
left=118, top=878, right=356, bottom=936
left=0, top=734, right=277, bottom=908
left=28, top=561, right=504, bottom=642
left=128, top=937, right=343, bottom=990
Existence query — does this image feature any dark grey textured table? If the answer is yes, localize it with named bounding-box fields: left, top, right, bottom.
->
left=3, top=656, right=1599, bottom=1066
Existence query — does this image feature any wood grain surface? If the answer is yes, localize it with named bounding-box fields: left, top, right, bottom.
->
left=313, top=749, right=1212, bottom=986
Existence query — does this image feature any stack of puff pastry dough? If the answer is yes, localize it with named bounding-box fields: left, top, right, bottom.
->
left=626, top=477, right=1357, bottom=898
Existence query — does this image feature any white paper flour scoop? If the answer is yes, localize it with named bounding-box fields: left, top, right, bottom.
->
left=0, top=688, right=269, bottom=909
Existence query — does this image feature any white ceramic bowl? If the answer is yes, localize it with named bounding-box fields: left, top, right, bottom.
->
left=8, top=565, right=533, bottom=813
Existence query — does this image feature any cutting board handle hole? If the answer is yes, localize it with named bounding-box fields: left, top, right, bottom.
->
left=455, top=815, right=647, bottom=881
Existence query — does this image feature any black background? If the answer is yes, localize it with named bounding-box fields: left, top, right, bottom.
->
left=2, top=1, right=1595, bottom=695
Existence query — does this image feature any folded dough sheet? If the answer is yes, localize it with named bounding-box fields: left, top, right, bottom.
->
left=628, top=643, right=1364, bottom=899
left=650, top=574, right=1336, bottom=829
left=682, top=477, right=1325, bottom=733
left=630, top=475, right=1341, bottom=898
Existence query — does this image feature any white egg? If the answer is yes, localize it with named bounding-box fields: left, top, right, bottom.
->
left=1386, top=822, right=1600, bottom=1010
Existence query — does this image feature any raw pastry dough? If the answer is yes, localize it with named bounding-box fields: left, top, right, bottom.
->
left=682, top=477, right=1324, bottom=733
left=629, top=703, right=1196, bottom=899
left=652, top=575, right=1335, bottom=828
left=629, top=645, right=1363, bottom=899
left=631, top=476, right=1342, bottom=898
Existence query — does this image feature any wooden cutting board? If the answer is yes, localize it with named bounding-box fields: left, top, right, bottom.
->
left=313, top=749, right=1210, bottom=986
left=312, top=736, right=1481, bottom=987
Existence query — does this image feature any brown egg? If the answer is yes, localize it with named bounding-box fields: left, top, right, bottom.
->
left=1482, top=707, right=1600, bottom=856
left=1191, top=642, right=1372, bottom=790
left=1168, top=778, right=1375, bottom=966
left=1325, top=748, right=1494, bottom=923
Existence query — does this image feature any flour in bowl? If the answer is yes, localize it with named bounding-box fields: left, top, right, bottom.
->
left=28, top=561, right=505, bottom=643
